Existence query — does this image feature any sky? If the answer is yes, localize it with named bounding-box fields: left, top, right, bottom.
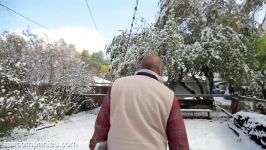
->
left=0, top=0, right=160, bottom=53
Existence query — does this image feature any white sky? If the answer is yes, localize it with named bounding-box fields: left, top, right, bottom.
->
left=29, top=27, right=110, bottom=53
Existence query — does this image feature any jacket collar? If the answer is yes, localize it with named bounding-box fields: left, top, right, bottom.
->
left=135, top=69, right=161, bottom=81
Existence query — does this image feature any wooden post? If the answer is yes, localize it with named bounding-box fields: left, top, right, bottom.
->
left=231, top=95, right=239, bottom=114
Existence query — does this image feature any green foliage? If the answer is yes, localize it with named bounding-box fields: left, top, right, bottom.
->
left=255, top=33, right=266, bottom=71
left=80, top=49, right=90, bottom=63
left=238, top=101, right=252, bottom=112
left=254, top=33, right=266, bottom=97
left=79, top=50, right=109, bottom=76
left=0, top=76, right=37, bottom=137
left=90, top=51, right=106, bottom=72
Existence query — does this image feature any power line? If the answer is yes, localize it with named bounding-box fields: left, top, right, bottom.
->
left=84, top=0, right=98, bottom=30
left=127, top=0, right=140, bottom=43
left=119, top=0, right=139, bottom=73
left=0, top=3, right=49, bottom=29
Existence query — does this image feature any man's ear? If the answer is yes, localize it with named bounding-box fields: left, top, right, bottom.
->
left=157, top=68, right=162, bottom=76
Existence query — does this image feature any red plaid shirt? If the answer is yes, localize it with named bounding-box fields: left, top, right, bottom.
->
left=89, top=87, right=189, bottom=150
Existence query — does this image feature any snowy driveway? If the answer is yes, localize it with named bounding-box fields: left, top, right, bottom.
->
left=0, top=109, right=262, bottom=150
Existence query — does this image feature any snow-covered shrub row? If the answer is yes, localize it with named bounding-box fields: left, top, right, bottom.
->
left=233, top=112, right=266, bottom=148
left=0, top=31, right=95, bottom=137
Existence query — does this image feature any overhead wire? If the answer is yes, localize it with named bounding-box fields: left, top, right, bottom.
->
left=84, top=0, right=98, bottom=30
left=0, top=3, right=49, bottom=30
left=126, top=0, right=139, bottom=52
left=119, top=0, right=140, bottom=74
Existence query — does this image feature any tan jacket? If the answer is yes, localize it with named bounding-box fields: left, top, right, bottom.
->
left=107, top=69, right=174, bottom=150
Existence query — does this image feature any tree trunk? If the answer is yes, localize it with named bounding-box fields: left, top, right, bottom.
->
left=178, top=69, right=196, bottom=94
left=261, top=71, right=266, bottom=99
left=262, top=88, right=266, bottom=99
left=209, top=74, right=214, bottom=94
left=202, top=65, right=214, bottom=94
left=192, top=75, right=204, bottom=94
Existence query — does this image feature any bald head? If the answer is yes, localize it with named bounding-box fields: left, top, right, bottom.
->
left=141, top=54, right=162, bottom=75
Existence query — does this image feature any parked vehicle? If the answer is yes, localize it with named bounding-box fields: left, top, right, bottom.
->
left=213, top=81, right=225, bottom=94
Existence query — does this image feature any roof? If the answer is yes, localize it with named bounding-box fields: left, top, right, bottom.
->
left=93, top=76, right=112, bottom=86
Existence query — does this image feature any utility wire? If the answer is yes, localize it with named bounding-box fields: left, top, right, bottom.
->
left=119, top=0, right=139, bottom=73
left=84, top=0, right=98, bottom=30
left=125, top=0, right=139, bottom=52
left=0, top=3, right=49, bottom=29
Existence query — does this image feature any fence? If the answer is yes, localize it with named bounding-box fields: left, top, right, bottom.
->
left=174, top=94, right=225, bottom=98
left=232, top=94, right=266, bottom=112
left=83, top=93, right=266, bottom=114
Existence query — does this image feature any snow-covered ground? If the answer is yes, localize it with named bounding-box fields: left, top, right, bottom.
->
left=214, top=97, right=231, bottom=106
left=0, top=108, right=263, bottom=150
left=186, top=119, right=262, bottom=150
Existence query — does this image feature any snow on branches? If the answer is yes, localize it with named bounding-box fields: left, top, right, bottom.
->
left=0, top=31, right=94, bottom=137
left=106, top=0, right=259, bottom=92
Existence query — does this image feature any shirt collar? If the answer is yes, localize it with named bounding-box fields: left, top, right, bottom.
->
left=134, top=69, right=162, bottom=82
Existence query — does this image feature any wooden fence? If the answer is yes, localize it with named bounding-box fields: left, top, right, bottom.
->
left=232, top=94, right=266, bottom=112
left=84, top=93, right=266, bottom=114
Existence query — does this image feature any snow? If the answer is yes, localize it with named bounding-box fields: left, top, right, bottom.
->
left=234, top=112, right=266, bottom=126
left=0, top=97, right=4, bottom=103
left=14, top=62, right=21, bottom=68
left=161, top=76, right=168, bottom=82
left=0, top=112, right=97, bottom=150
left=214, top=97, right=231, bottom=106
left=228, top=121, right=262, bottom=147
left=181, top=109, right=212, bottom=112
left=185, top=119, right=262, bottom=150
left=93, top=76, right=111, bottom=85
left=0, top=108, right=262, bottom=150
left=233, top=112, right=266, bottom=142
left=5, top=75, right=20, bottom=83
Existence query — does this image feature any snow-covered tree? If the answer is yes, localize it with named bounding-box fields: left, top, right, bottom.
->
left=106, top=19, right=185, bottom=80
left=254, top=33, right=266, bottom=98
left=158, top=0, right=258, bottom=92
left=107, top=0, right=261, bottom=94
left=0, top=31, right=94, bottom=137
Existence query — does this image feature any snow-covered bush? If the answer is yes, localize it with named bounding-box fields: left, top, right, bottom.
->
left=0, top=31, right=95, bottom=137
left=0, top=86, right=66, bottom=137
left=233, top=112, right=266, bottom=148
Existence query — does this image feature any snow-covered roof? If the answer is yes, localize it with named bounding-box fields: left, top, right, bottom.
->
left=213, top=77, right=222, bottom=82
left=214, top=81, right=225, bottom=85
left=93, top=76, right=111, bottom=86
left=161, top=75, right=207, bottom=83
